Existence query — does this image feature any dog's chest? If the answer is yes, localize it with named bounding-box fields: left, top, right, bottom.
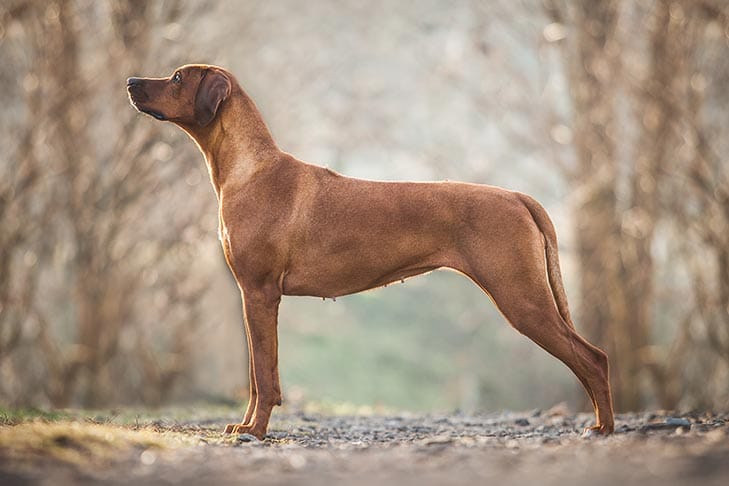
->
left=218, top=217, right=232, bottom=255
left=217, top=222, right=228, bottom=244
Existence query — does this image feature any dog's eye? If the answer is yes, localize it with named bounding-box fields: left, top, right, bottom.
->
left=172, top=71, right=182, bottom=84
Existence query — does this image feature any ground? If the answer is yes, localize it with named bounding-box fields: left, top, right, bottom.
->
left=1, top=406, right=727, bottom=486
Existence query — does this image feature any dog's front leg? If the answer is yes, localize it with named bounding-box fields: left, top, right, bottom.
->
left=224, top=287, right=282, bottom=439
left=241, top=315, right=257, bottom=426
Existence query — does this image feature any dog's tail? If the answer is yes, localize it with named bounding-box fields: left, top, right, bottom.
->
left=518, top=193, right=576, bottom=329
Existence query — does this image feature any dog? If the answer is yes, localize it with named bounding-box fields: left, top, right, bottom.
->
left=127, top=64, right=615, bottom=439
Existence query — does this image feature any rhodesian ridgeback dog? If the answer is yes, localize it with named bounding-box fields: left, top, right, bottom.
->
left=127, top=64, right=615, bottom=439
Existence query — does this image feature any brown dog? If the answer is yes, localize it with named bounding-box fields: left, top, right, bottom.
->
left=127, top=64, right=615, bottom=439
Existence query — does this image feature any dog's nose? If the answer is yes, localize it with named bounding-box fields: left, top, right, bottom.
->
left=127, top=77, right=142, bottom=88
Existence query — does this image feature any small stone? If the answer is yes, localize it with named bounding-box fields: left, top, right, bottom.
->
left=505, top=439, right=519, bottom=449
left=514, top=418, right=530, bottom=427
left=422, top=435, right=453, bottom=446
left=237, top=433, right=259, bottom=443
left=665, top=417, right=691, bottom=427
left=639, top=423, right=672, bottom=432
left=546, top=402, right=570, bottom=417
left=638, top=417, right=691, bottom=433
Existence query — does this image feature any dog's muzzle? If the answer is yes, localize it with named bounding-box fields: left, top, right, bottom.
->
left=127, top=78, right=166, bottom=120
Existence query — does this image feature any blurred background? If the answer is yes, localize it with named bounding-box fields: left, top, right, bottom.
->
left=1, top=0, right=728, bottom=414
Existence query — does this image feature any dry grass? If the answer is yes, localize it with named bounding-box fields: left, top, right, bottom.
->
left=0, top=419, right=197, bottom=465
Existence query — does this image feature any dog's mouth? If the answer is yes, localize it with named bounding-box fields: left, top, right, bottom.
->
left=140, top=108, right=167, bottom=120
left=127, top=85, right=147, bottom=102
left=128, top=91, right=167, bottom=121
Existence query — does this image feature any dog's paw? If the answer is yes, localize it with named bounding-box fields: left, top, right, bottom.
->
left=581, top=424, right=613, bottom=438
left=231, top=424, right=251, bottom=435
left=224, top=423, right=250, bottom=434
left=224, top=423, right=266, bottom=439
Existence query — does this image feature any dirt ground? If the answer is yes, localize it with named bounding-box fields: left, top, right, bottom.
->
left=1, top=408, right=728, bottom=486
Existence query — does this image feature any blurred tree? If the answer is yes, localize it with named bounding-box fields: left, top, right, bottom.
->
left=0, top=1, right=50, bottom=392
left=0, top=0, right=213, bottom=407
left=664, top=0, right=729, bottom=408
left=629, top=0, right=685, bottom=410
left=544, top=0, right=638, bottom=409
left=546, top=0, right=729, bottom=410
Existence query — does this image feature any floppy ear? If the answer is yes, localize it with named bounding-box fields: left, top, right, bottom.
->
left=194, top=70, right=232, bottom=127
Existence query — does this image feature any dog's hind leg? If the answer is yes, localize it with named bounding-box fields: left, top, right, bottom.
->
left=460, top=220, right=614, bottom=434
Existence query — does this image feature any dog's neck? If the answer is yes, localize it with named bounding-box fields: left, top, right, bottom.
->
left=179, top=85, right=280, bottom=198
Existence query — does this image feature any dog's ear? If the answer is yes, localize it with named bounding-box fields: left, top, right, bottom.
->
left=194, top=70, right=232, bottom=127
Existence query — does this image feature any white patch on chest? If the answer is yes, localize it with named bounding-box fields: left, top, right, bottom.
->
left=218, top=223, right=230, bottom=245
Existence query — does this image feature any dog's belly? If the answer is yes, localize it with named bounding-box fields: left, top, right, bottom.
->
left=284, top=218, right=452, bottom=296
left=281, top=259, right=441, bottom=298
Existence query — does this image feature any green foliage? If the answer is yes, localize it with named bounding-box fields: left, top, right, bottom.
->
left=0, top=407, right=75, bottom=425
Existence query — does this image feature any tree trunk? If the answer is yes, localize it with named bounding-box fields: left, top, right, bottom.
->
left=567, top=0, right=635, bottom=409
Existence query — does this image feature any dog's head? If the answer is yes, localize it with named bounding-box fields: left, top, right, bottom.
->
left=127, top=64, right=232, bottom=127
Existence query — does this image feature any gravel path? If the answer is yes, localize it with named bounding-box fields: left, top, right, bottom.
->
left=2, top=410, right=728, bottom=486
